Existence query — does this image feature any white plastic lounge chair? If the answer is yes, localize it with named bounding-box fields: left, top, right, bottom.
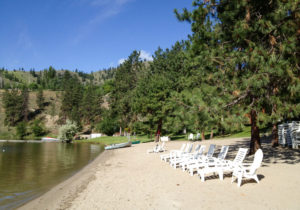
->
left=188, top=133, right=194, bottom=140
left=186, top=144, right=216, bottom=175
left=180, top=145, right=206, bottom=170
left=147, top=142, right=166, bottom=153
left=169, top=143, right=192, bottom=161
left=197, top=148, right=248, bottom=182
left=160, top=143, right=186, bottom=162
left=169, top=143, right=193, bottom=162
left=231, top=149, right=263, bottom=187
left=179, top=145, right=206, bottom=171
left=170, top=143, right=195, bottom=168
left=156, top=141, right=166, bottom=153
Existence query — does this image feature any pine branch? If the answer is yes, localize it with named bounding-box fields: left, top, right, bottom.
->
left=224, top=89, right=250, bottom=108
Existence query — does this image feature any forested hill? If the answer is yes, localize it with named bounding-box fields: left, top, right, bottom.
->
left=0, top=67, right=116, bottom=140
left=0, top=67, right=116, bottom=90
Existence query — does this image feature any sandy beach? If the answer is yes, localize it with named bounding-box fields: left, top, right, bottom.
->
left=20, top=137, right=300, bottom=210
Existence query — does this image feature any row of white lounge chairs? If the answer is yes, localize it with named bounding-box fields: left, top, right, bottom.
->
left=159, top=143, right=263, bottom=187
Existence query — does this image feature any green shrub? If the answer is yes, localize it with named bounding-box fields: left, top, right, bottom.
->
left=31, top=120, right=46, bottom=137
left=58, top=120, right=78, bottom=142
left=95, top=117, right=118, bottom=136
left=16, top=122, right=27, bottom=140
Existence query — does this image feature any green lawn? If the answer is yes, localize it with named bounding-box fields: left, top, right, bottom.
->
left=75, top=135, right=154, bottom=145
left=74, top=127, right=252, bottom=145
left=215, top=126, right=251, bottom=139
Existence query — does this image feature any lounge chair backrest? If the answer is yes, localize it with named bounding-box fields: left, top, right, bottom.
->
left=194, top=144, right=200, bottom=152
left=187, top=143, right=194, bottom=153
left=199, top=145, right=206, bottom=155
left=233, top=148, right=248, bottom=164
left=180, top=144, right=186, bottom=152
left=194, top=145, right=206, bottom=159
left=184, top=143, right=191, bottom=153
left=217, top=145, right=229, bottom=160
left=207, top=144, right=216, bottom=158
left=249, top=149, right=263, bottom=175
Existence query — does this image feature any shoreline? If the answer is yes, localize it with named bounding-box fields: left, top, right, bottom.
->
left=20, top=138, right=300, bottom=209
left=19, top=149, right=112, bottom=210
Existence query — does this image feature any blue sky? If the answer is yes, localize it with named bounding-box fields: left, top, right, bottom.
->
left=0, top=0, right=192, bottom=72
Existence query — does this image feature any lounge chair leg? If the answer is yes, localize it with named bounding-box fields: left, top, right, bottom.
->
left=218, top=170, right=223, bottom=180
left=200, top=172, right=205, bottom=182
left=237, top=176, right=242, bottom=187
left=253, top=175, right=259, bottom=183
left=231, top=175, right=235, bottom=183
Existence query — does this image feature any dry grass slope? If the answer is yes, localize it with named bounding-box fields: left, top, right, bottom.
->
left=0, top=90, right=62, bottom=139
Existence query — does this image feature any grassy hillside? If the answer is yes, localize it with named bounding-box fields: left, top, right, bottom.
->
left=0, top=68, right=115, bottom=140
left=0, top=68, right=115, bottom=89
left=0, top=90, right=61, bottom=139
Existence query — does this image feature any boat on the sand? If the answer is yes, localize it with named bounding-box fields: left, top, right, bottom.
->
left=105, top=141, right=132, bottom=150
left=131, top=140, right=141, bottom=144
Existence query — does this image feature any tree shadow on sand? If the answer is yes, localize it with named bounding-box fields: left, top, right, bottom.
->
left=225, top=136, right=300, bottom=165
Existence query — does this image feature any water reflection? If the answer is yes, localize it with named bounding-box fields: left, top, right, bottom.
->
left=0, top=142, right=103, bottom=209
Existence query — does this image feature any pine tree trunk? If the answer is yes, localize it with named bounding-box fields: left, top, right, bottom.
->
left=155, top=119, right=162, bottom=142
left=249, top=109, right=261, bottom=155
left=271, top=124, right=279, bottom=147
left=201, top=130, right=205, bottom=140
left=119, top=127, right=122, bottom=136
left=210, top=129, right=214, bottom=139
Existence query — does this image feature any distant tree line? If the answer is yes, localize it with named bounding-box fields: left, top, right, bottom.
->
left=0, top=66, right=116, bottom=90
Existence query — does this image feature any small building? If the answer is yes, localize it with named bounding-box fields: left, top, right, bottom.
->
left=91, top=133, right=102, bottom=139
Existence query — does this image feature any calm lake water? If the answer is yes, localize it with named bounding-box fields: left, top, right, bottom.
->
left=0, top=142, right=103, bottom=209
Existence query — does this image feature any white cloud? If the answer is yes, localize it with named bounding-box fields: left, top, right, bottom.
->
left=140, top=50, right=153, bottom=61
left=72, top=0, right=133, bottom=44
left=117, top=50, right=152, bottom=66
left=118, top=58, right=126, bottom=65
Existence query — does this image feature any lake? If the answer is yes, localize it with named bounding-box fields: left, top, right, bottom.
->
left=0, top=142, right=103, bottom=209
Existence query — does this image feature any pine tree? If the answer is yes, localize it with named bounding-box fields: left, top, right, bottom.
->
left=134, top=42, right=189, bottom=139
left=21, top=87, right=29, bottom=122
left=175, top=0, right=300, bottom=154
left=36, top=88, right=44, bottom=110
left=81, top=85, right=103, bottom=125
left=110, top=50, right=143, bottom=133
left=60, top=75, right=83, bottom=125
left=2, top=89, right=23, bottom=126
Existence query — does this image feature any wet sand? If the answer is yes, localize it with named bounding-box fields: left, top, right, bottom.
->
left=20, top=137, right=300, bottom=210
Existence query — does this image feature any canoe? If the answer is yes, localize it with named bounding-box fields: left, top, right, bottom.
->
left=105, top=141, right=132, bottom=150
left=41, top=137, right=60, bottom=142
left=132, top=140, right=140, bottom=144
